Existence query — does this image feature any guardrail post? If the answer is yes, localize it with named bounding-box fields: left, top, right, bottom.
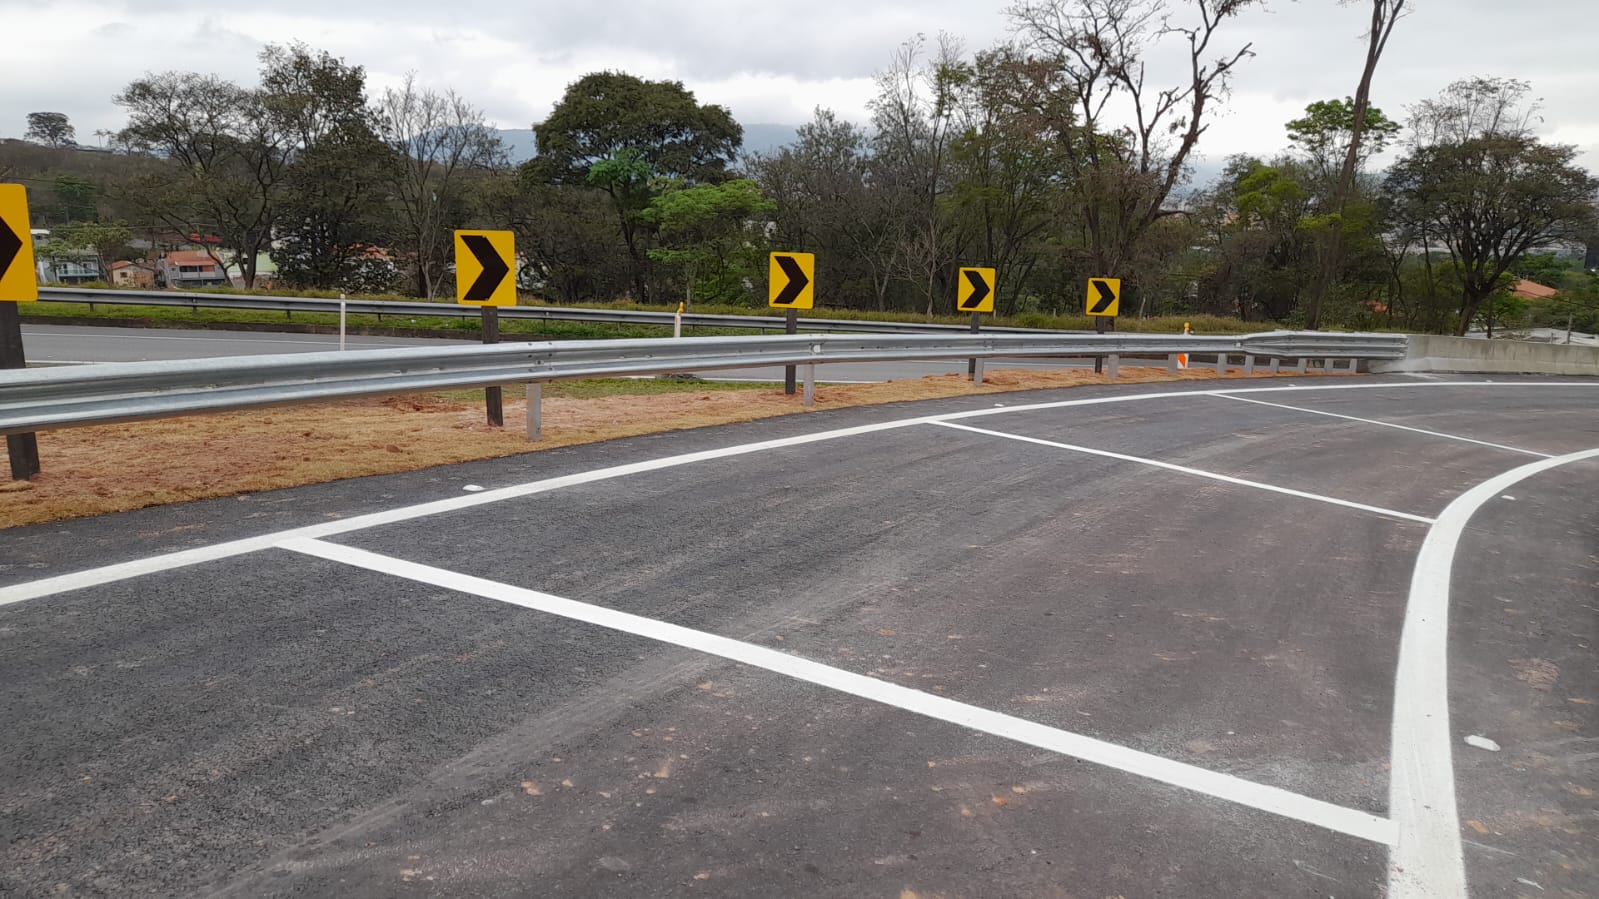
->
left=1296, top=358, right=1307, bottom=373
left=481, top=307, right=503, bottom=427
left=1167, top=353, right=1178, bottom=375
left=525, top=382, right=542, bottom=441
left=1346, top=358, right=1360, bottom=374
left=1, top=302, right=40, bottom=480
left=973, top=357, right=985, bottom=385
left=803, top=364, right=816, bottom=407
left=1244, top=354, right=1255, bottom=375
left=1215, top=353, right=1227, bottom=375
left=1269, top=357, right=1281, bottom=374
left=1106, top=354, right=1119, bottom=379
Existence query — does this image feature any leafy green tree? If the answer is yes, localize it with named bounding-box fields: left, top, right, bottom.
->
left=53, top=175, right=98, bottom=222
left=1386, top=134, right=1599, bottom=334
left=39, top=221, right=132, bottom=279
left=262, top=44, right=396, bottom=291
left=642, top=179, right=774, bottom=306
left=1286, top=98, right=1401, bottom=187
left=525, top=72, right=742, bottom=302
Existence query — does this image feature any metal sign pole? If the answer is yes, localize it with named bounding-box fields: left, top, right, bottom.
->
left=784, top=308, right=798, bottom=396
left=967, top=311, right=981, bottom=378
left=481, top=306, right=503, bottom=427
left=1, top=302, right=40, bottom=479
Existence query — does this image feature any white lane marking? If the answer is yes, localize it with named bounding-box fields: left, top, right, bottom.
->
left=929, top=421, right=1436, bottom=525
left=279, top=537, right=1399, bottom=846
left=0, top=417, right=940, bottom=607
left=4, top=381, right=1592, bottom=606
left=1213, top=394, right=1552, bottom=458
left=1387, top=446, right=1599, bottom=898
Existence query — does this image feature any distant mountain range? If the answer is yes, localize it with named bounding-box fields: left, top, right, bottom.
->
left=495, top=123, right=801, bottom=165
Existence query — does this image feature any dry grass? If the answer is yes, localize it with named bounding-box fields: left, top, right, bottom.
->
left=1, top=367, right=1347, bottom=529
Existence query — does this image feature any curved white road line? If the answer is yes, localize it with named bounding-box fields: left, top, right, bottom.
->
left=1388, top=447, right=1599, bottom=898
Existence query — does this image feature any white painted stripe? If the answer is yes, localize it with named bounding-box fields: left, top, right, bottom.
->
left=0, top=417, right=937, bottom=607
left=278, top=537, right=1398, bottom=846
left=1387, top=446, right=1599, bottom=898
left=4, top=381, right=1591, bottom=606
left=1213, top=394, right=1552, bottom=458
left=929, top=420, right=1437, bottom=525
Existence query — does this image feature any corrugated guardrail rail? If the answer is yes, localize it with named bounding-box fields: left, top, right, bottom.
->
left=36, top=287, right=1063, bottom=335
left=0, top=331, right=1406, bottom=436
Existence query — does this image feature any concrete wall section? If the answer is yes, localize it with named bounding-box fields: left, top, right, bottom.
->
left=1374, top=335, right=1599, bottom=376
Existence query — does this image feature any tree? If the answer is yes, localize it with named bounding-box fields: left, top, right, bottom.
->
left=39, top=221, right=132, bottom=279
left=53, top=175, right=98, bottom=222
left=376, top=74, right=505, bottom=299
left=642, top=178, right=774, bottom=306
left=1386, top=134, right=1599, bottom=334
left=26, top=112, right=75, bottom=148
left=261, top=44, right=396, bottom=291
left=1408, top=76, right=1541, bottom=147
left=115, top=71, right=290, bottom=287
left=869, top=34, right=968, bottom=315
left=1008, top=0, right=1261, bottom=298
left=946, top=46, right=1073, bottom=314
left=1286, top=98, right=1400, bottom=187
left=1301, top=0, right=1406, bottom=329
left=748, top=109, right=905, bottom=312
left=525, top=72, right=742, bottom=302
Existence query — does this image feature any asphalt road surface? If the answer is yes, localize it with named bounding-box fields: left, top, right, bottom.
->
left=2, top=375, right=1596, bottom=898
left=18, top=323, right=1113, bottom=382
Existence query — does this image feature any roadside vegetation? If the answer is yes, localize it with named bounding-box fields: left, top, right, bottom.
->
left=5, top=0, right=1594, bottom=339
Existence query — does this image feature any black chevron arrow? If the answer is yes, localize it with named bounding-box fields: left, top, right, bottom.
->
left=958, top=269, right=991, bottom=311
left=0, top=214, right=21, bottom=283
left=772, top=254, right=809, bottom=305
left=1088, top=279, right=1117, bottom=314
left=461, top=234, right=510, bottom=302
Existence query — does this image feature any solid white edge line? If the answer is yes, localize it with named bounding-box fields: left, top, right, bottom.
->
left=1387, top=446, right=1599, bottom=898
left=930, top=420, right=1437, bottom=525
left=277, top=536, right=1398, bottom=847
left=4, top=380, right=1593, bottom=606
left=1213, top=394, right=1553, bottom=458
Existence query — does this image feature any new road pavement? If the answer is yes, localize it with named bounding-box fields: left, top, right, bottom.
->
left=2, top=375, right=1595, bottom=898
left=18, top=323, right=1109, bottom=382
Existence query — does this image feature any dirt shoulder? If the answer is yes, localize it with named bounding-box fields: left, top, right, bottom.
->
left=1, top=368, right=1341, bottom=529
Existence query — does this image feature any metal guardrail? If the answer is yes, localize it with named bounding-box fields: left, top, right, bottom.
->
left=35, top=287, right=1065, bottom=335
left=0, top=331, right=1406, bottom=436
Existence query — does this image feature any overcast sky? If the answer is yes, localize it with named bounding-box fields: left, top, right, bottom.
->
left=2, top=0, right=1594, bottom=174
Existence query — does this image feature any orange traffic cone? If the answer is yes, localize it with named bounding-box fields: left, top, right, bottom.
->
left=1177, top=322, right=1190, bottom=369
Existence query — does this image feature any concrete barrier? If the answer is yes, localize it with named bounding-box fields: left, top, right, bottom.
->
left=1372, top=335, right=1599, bottom=376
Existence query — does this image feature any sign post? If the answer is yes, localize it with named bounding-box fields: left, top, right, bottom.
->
left=958, top=267, right=995, bottom=378
left=455, top=229, right=516, bottom=426
left=768, top=252, right=814, bottom=396
left=1086, top=277, right=1120, bottom=375
left=0, top=184, right=40, bottom=480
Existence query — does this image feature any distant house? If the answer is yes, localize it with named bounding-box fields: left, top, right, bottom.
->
left=156, top=250, right=230, bottom=288
left=34, top=249, right=101, bottom=284
left=108, top=260, right=157, bottom=288
left=1510, top=279, right=1559, bottom=301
